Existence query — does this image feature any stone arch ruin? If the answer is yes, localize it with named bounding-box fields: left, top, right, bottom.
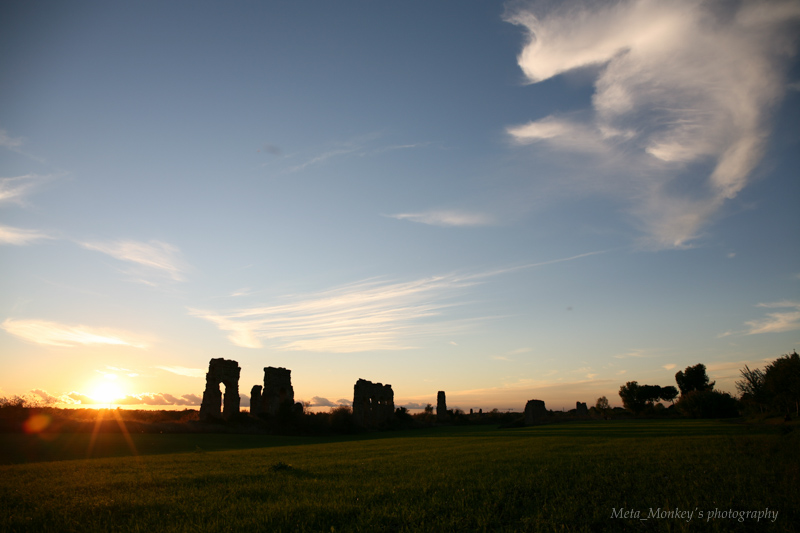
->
left=352, top=379, right=394, bottom=427
left=199, top=358, right=241, bottom=421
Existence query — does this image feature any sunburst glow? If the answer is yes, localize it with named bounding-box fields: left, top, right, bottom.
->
left=90, top=382, right=123, bottom=404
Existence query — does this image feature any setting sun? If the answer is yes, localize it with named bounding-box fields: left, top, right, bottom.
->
left=90, top=382, right=123, bottom=404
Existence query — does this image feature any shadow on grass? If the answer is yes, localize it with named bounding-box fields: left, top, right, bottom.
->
left=1, top=419, right=785, bottom=465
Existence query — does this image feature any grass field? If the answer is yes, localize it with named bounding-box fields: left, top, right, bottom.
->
left=1, top=420, right=797, bottom=532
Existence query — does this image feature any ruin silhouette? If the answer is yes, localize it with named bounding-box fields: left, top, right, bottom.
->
left=199, top=358, right=241, bottom=421
left=524, top=399, right=547, bottom=424
left=250, top=366, right=294, bottom=416
left=352, top=379, right=394, bottom=427
left=437, top=390, right=448, bottom=422
left=197, top=358, right=589, bottom=427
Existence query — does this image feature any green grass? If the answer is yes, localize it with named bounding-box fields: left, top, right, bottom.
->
left=1, top=420, right=797, bottom=532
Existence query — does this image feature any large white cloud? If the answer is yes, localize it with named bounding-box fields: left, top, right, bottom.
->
left=506, top=0, right=800, bottom=248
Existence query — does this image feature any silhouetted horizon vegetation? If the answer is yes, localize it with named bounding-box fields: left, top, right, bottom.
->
left=736, top=350, right=800, bottom=418
left=613, top=352, right=800, bottom=420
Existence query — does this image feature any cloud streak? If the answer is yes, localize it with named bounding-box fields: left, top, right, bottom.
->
left=287, top=135, right=426, bottom=172
left=81, top=239, right=188, bottom=282
left=190, top=251, right=603, bottom=353
left=0, top=225, right=52, bottom=246
left=744, top=301, right=800, bottom=335
left=505, top=0, right=800, bottom=248
left=0, top=174, right=48, bottom=205
left=0, top=130, right=24, bottom=150
left=189, top=274, right=480, bottom=352
left=156, top=366, right=206, bottom=378
left=1, top=318, right=149, bottom=348
left=387, top=210, right=494, bottom=227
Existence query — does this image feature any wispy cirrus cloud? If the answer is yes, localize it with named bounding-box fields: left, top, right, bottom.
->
left=189, top=274, right=480, bottom=352
left=289, top=147, right=359, bottom=172
left=505, top=0, right=800, bottom=249
left=80, top=239, right=188, bottom=282
left=719, top=301, right=800, bottom=337
left=156, top=366, right=206, bottom=378
left=190, top=251, right=603, bottom=353
left=1, top=318, right=149, bottom=348
left=0, top=174, right=50, bottom=205
left=613, top=349, right=652, bottom=360
left=386, top=210, right=494, bottom=227
left=287, top=134, right=426, bottom=172
left=0, top=129, right=24, bottom=150
left=0, top=225, right=52, bottom=245
left=743, top=301, right=800, bottom=335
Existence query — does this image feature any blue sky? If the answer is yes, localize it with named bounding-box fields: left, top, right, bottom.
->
left=1, top=0, right=798, bottom=411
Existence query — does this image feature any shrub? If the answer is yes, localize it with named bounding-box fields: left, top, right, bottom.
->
left=676, top=390, right=739, bottom=418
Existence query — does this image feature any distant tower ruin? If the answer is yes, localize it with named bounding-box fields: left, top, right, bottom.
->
left=524, top=399, right=547, bottom=425
left=352, top=379, right=394, bottom=427
left=260, top=366, right=295, bottom=415
left=250, top=385, right=263, bottom=415
left=576, top=401, right=588, bottom=415
left=437, top=391, right=448, bottom=422
left=199, top=358, right=240, bottom=421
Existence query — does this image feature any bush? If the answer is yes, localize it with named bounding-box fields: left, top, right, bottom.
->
left=328, top=406, right=357, bottom=433
left=676, top=390, right=739, bottom=418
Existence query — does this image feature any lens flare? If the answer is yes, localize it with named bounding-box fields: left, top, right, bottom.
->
left=23, top=413, right=51, bottom=433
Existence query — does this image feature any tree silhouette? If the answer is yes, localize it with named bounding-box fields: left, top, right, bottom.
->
left=763, top=351, right=800, bottom=418
left=676, top=390, right=739, bottom=418
left=736, top=365, right=767, bottom=413
left=675, top=364, right=715, bottom=395
left=595, top=396, right=610, bottom=419
left=619, top=382, right=646, bottom=414
left=660, top=386, right=678, bottom=405
left=639, top=385, right=663, bottom=404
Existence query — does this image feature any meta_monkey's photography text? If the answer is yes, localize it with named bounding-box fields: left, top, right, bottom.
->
left=611, top=507, right=779, bottom=524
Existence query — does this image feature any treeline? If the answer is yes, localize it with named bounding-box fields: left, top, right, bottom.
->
left=617, top=351, right=799, bottom=419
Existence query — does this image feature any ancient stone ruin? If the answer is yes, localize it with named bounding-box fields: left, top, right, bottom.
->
left=437, top=390, right=448, bottom=422
left=576, top=401, right=588, bottom=415
left=249, top=385, right=263, bottom=416
left=352, top=379, right=394, bottom=427
left=258, top=366, right=295, bottom=415
left=199, top=358, right=241, bottom=421
left=524, top=399, right=547, bottom=425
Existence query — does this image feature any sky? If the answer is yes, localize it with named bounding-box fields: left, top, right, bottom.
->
left=1, top=0, right=799, bottom=412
